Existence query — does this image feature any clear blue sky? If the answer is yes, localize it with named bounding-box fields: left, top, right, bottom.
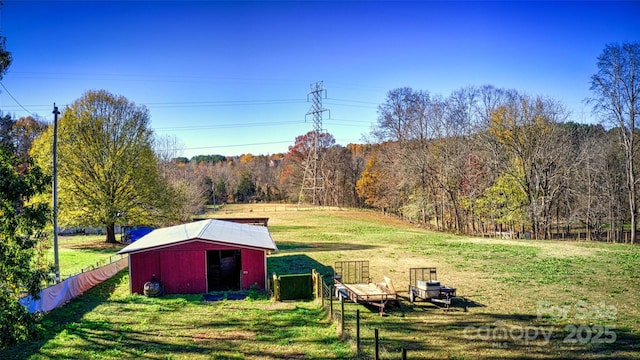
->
left=1, top=1, right=638, bottom=158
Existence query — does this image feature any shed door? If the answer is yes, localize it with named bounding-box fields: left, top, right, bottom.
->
left=160, top=250, right=206, bottom=294
left=207, top=250, right=241, bottom=291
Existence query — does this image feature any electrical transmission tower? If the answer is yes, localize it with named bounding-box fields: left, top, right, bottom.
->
left=298, top=81, right=329, bottom=207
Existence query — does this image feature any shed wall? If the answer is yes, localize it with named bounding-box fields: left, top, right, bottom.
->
left=130, top=251, right=160, bottom=294
left=241, top=249, right=267, bottom=289
left=129, top=240, right=267, bottom=294
left=160, top=250, right=206, bottom=293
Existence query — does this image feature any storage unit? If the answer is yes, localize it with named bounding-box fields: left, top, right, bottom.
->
left=117, top=219, right=277, bottom=294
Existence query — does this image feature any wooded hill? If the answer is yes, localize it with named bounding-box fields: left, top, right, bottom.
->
left=166, top=85, right=630, bottom=242
left=167, top=42, right=640, bottom=243
left=13, top=43, right=640, bottom=244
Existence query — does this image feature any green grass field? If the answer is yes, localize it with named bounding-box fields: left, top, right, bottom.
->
left=4, top=204, right=639, bottom=359
left=52, top=235, right=125, bottom=279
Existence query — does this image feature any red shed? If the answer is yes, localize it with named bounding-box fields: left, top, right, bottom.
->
left=117, top=219, right=277, bottom=294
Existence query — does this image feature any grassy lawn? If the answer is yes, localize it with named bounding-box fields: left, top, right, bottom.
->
left=4, top=203, right=639, bottom=359
left=4, top=272, right=350, bottom=359
left=53, top=235, right=126, bottom=279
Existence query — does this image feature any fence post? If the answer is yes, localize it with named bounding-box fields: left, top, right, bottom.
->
left=272, top=273, right=279, bottom=301
left=330, top=286, right=334, bottom=318
left=340, top=296, right=345, bottom=336
left=356, top=309, right=360, bottom=357
left=375, top=328, right=379, bottom=360
left=402, top=348, right=407, bottom=360
left=316, top=271, right=322, bottom=300
left=312, top=269, right=317, bottom=299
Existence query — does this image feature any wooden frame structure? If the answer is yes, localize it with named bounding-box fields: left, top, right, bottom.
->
left=408, top=267, right=457, bottom=308
left=334, top=260, right=397, bottom=314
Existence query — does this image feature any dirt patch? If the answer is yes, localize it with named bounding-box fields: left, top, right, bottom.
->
left=192, top=330, right=255, bottom=341
left=59, top=235, right=126, bottom=251
left=260, top=301, right=298, bottom=311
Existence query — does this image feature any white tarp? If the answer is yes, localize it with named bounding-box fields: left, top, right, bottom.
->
left=19, top=256, right=128, bottom=313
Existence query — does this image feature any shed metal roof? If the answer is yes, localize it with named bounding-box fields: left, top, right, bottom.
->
left=117, top=219, right=277, bottom=255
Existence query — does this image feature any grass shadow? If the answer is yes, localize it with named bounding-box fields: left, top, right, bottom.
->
left=347, top=309, right=640, bottom=360
left=6, top=286, right=354, bottom=359
left=268, top=254, right=334, bottom=277
left=0, top=270, right=128, bottom=359
left=391, top=294, right=486, bottom=314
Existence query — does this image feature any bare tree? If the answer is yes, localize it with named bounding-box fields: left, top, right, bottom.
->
left=153, top=135, right=208, bottom=221
left=154, top=135, right=184, bottom=181
left=488, top=94, right=570, bottom=239
left=374, top=87, right=420, bottom=143
left=589, top=42, right=640, bottom=243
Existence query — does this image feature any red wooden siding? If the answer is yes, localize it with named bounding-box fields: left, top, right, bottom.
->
left=129, top=240, right=267, bottom=294
left=160, top=250, right=206, bottom=293
left=241, top=249, right=267, bottom=289
left=129, top=251, right=160, bottom=294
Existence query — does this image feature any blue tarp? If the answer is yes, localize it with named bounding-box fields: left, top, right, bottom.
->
left=123, top=226, right=154, bottom=243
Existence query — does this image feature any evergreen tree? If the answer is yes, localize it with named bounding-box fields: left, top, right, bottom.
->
left=0, top=144, right=51, bottom=349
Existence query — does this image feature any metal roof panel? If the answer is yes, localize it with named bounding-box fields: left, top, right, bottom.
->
left=117, top=219, right=277, bottom=254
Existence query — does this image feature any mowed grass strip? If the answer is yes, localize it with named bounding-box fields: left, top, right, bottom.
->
left=4, top=204, right=639, bottom=359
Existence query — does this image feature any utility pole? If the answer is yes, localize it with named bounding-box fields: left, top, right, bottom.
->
left=52, top=103, right=60, bottom=283
left=298, top=81, right=329, bottom=207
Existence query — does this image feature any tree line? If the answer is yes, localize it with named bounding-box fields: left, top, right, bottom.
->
left=4, top=42, right=636, bottom=247
left=173, top=88, right=625, bottom=242
left=164, top=42, right=638, bottom=244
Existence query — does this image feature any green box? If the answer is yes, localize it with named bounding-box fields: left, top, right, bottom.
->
left=278, top=274, right=313, bottom=300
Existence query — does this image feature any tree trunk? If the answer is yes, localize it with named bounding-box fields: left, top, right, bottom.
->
left=632, top=181, right=637, bottom=243
left=623, top=146, right=636, bottom=244
left=529, top=201, right=538, bottom=240
left=106, top=223, right=117, bottom=243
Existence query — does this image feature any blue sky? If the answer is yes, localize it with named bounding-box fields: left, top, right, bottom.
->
left=1, top=1, right=638, bottom=158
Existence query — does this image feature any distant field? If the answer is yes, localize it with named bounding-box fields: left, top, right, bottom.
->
left=4, top=204, right=639, bottom=359
left=52, top=235, right=125, bottom=279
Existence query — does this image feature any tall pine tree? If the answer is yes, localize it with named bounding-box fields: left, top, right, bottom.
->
left=0, top=22, right=51, bottom=349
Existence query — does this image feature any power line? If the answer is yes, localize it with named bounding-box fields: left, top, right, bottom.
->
left=326, top=97, right=379, bottom=105
left=0, top=83, right=374, bottom=138
left=153, top=118, right=372, bottom=133
left=299, top=81, right=329, bottom=207
left=325, top=102, right=377, bottom=110
left=0, top=96, right=376, bottom=111
left=322, top=122, right=370, bottom=129
left=175, top=137, right=363, bottom=153
left=173, top=140, right=293, bottom=152
left=154, top=119, right=304, bottom=132
left=0, top=81, right=38, bottom=117
left=328, top=117, right=373, bottom=124
left=144, top=99, right=306, bottom=108
left=8, top=72, right=389, bottom=93
left=7, top=71, right=315, bottom=85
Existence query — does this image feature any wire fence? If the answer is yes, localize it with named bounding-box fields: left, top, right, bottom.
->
left=45, top=254, right=128, bottom=287
left=21, top=255, right=128, bottom=314
left=319, top=279, right=411, bottom=360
